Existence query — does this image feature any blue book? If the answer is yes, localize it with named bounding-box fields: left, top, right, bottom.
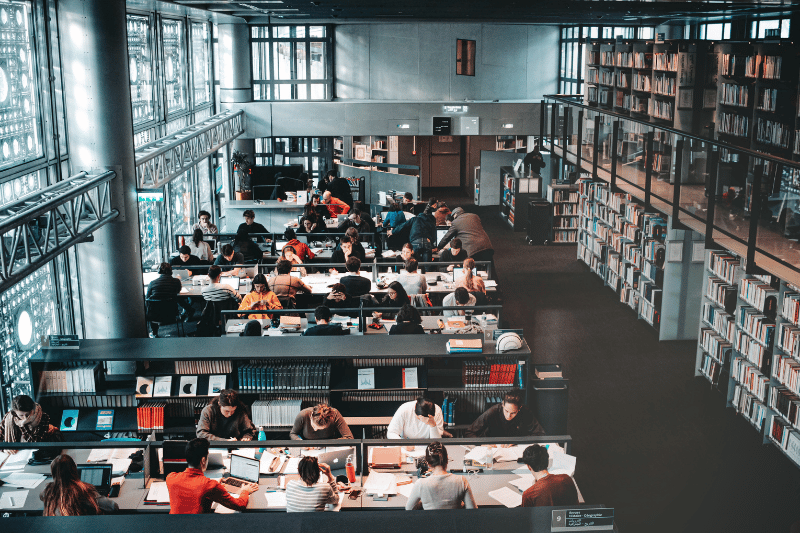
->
left=96, top=409, right=114, bottom=431
left=61, top=409, right=79, bottom=431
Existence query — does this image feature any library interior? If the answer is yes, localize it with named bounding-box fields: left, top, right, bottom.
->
left=4, top=0, right=800, bottom=531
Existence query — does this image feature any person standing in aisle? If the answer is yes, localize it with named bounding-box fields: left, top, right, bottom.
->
left=523, top=142, right=546, bottom=175
left=464, top=392, right=545, bottom=438
left=290, top=402, right=353, bottom=440
left=387, top=396, right=444, bottom=439
left=285, top=456, right=339, bottom=512
left=520, top=444, right=578, bottom=507
left=436, top=207, right=494, bottom=264
left=196, top=389, right=257, bottom=441
left=405, top=442, right=476, bottom=510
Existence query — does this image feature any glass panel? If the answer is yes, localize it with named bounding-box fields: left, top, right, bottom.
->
left=758, top=20, right=780, bottom=39
left=274, top=42, right=292, bottom=81
left=252, top=40, right=270, bottom=81
left=724, top=23, right=731, bottom=40
left=782, top=19, right=791, bottom=39
left=194, top=106, right=211, bottom=122
left=751, top=21, right=758, bottom=39
left=138, top=187, right=164, bottom=269
left=127, top=14, right=155, bottom=125
left=296, top=42, right=307, bottom=80
left=297, top=84, right=307, bottom=99
left=133, top=128, right=153, bottom=149
left=197, top=158, right=211, bottom=215
left=590, top=27, right=598, bottom=39
left=274, top=26, right=290, bottom=39
left=310, top=83, right=325, bottom=100
left=166, top=115, right=188, bottom=134
left=310, top=42, right=325, bottom=79
left=309, top=26, right=325, bottom=38
left=162, top=18, right=188, bottom=114
left=678, top=140, right=711, bottom=231
left=276, top=83, right=292, bottom=100
left=295, top=26, right=305, bottom=39
left=640, top=27, right=654, bottom=40
left=168, top=170, right=193, bottom=238
left=0, top=169, right=43, bottom=207
left=191, top=22, right=211, bottom=106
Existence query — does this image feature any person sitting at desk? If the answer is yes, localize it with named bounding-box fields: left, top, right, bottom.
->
left=319, top=170, right=354, bottom=208
left=187, top=228, right=213, bottom=262
left=240, top=320, right=263, bottom=336
left=214, top=244, right=244, bottom=276
left=290, top=402, right=353, bottom=439
left=310, top=194, right=332, bottom=220
left=236, top=209, right=269, bottom=240
left=397, top=258, right=427, bottom=295
left=285, top=455, right=339, bottom=512
left=40, top=454, right=119, bottom=515
left=277, top=244, right=307, bottom=277
left=405, top=441, right=476, bottom=511
left=520, top=444, right=578, bottom=508
left=439, top=237, right=467, bottom=272
left=344, top=227, right=367, bottom=257
left=285, top=228, right=315, bottom=262
left=338, top=207, right=376, bottom=236
left=389, top=200, right=436, bottom=262
left=454, top=258, right=486, bottom=297
left=372, top=281, right=410, bottom=320
left=233, top=231, right=264, bottom=264
left=202, top=266, right=241, bottom=304
left=145, top=262, right=184, bottom=337
left=323, top=284, right=359, bottom=319
left=192, top=210, right=218, bottom=235
left=322, top=190, right=350, bottom=216
left=340, top=257, right=371, bottom=297
left=442, top=287, right=475, bottom=317
left=300, top=215, right=325, bottom=235
left=1, top=394, right=61, bottom=453
left=239, top=273, right=282, bottom=319
left=302, top=305, right=349, bottom=336
left=329, top=235, right=359, bottom=272
left=170, top=245, right=204, bottom=276
left=383, top=202, right=406, bottom=229
left=387, top=396, right=444, bottom=439
left=464, top=392, right=545, bottom=438
left=196, top=389, right=257, bottom=441
left=269, top=259, right=313, bottom=308
left=166, top=438, right=257, bottom=514
left=390, top=304, right=425, bottom=335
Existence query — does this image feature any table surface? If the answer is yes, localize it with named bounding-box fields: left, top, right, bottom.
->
left=225, top=315, right=473, bottom=336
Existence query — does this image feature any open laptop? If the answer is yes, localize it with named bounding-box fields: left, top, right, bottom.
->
left=303, top=447, right=354, bottom=470
left=220, top=453, right=260, bottom=490
left=436, top=227, right=449, bottom=245
left=337, top=214, right=348, bottom=224
left=78, top=464, right=113, bottom=496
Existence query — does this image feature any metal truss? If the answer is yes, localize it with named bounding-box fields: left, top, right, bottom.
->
left=0, top=171, right=119, bottom=292
left=135, top=109, right=245, bottom=189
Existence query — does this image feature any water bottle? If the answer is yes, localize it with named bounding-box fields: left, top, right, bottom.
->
left=258, top=427, right=266, bottom=454
left=345, top=454, right=356, bottom=484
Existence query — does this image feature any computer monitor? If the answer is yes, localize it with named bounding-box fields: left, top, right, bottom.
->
left=436, top=227, right=449, bottom=245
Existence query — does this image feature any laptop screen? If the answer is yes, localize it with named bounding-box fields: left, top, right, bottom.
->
left=78, top=465, right=111, bottom=491
left=436, top=228, right=449, bottom=244
left=229, top=454, right=260, bottom=483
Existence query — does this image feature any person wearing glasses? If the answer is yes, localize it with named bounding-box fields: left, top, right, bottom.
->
left=192, top=210, right=218, bottom=235
left=464, top=392, right=545, bottom=438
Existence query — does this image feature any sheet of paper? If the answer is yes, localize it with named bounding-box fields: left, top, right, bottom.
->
left=396, top=481, right=414, bottom=499
left=492, top=445, right=524, bottom=463
left=483, top=280, right=498, bottom=288
left=488, top=487, right=523, bottom=508
left=111, top=476, right=125, bottom=488
left=259, top=452, right=286, bottom=474
left=0, top=490, right=28, bottom=508
left=283, top=457, right=300, bottom=474
left=110, top=448, right=137, bottom=460
left=464, top=446, right=493, bottom=463
left=363, top=472, right=395, bottom=494
left=0, top=473, right=47, bottom=488
left=87, top=448, right=112, bottom=463
left=403, top=367, right=418, bottom=389
left=265, top=491, right=287, bottom=507
left=227, top=323, right=246, bottom=333
left=0, top=450, right=33, bottom=471
left=147, top=481, right=170, bottom=503
left=509, top=474, right=535, bottom=492
left=232, top=448, right=257, bottom=459
left=214, top=494, right=241, bottom=513
left=550, top=453, right=577, bottom=476
left=108, top=458, right=132, bottom=476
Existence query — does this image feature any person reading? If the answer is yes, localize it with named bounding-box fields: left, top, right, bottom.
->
left=214, top=244, right=244, bottom=276
left=464, top=392, right=545, bottom=438
left=285, top=455, right=339, bottom=512
left=340, top=256, right=371, bottom=297
left=284, top=228, right=315, bottom=262
left=439, top=237, right=467, bottom=272
left=405, top=441, right=476, bottom=510
left=170, top=245, right=203, bottom=276
left=201, top=265, right=241, bottom=303
left=372, top=281, right=410, bottom=321
left=40, top=454, right=119, bottom=515
left=166, top=438, right=258, bottom=514
left=387, top=396, right=444, bottom=439
left=397, top=258, right=427, bottom=295
left=442, top=287, right=476, bottom=317
left=389, top=304, right=425, bottom=335
left=302, top=305, right=349, bottom=336
left=277, top=244, right=307, bottom=277
left=520, top=444, right=579, bottom=508
left=290, top=403, right=353, bottom=440
left=238, top=273, right=282, bottom=319
left=1, top=394, right=61, bottom=453
left=196, top=389, right=257, bottom=441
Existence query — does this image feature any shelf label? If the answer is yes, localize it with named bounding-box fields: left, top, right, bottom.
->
left=552, top=508, right=614, bottom=531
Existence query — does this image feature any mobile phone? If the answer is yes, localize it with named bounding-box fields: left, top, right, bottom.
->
left=348, top=489, right=362, bottom=500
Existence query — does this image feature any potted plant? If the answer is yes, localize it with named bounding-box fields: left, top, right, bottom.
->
left=230, top=149, right=253, bottom=200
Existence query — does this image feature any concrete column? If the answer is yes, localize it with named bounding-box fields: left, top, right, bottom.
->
left=59, top=0, right=146, bottom=338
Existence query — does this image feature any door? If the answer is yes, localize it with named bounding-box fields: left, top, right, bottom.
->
left=429, top=135, right=461, bottom=187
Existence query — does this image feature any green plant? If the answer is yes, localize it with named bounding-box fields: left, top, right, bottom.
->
left=230, top=149, right=252, bottom=191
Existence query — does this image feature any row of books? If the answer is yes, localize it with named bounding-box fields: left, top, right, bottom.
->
left=783, top=292, right=800, bottom=326
left=237, top=361, right=331, bottom=392
left=708, top=250, right=742, bottom=285
left=617, top=72, right=629, bottom=89
left=599, top=70, right=614, bottom=86
left=172, top=360, right=232, bottom=375
left=773, top=353, right=800, bottom=395
left=461, top=359, right=520, bottom=388
left=136, top=375, right=227, bottom=398
left=251, top=399, right=302, bottom=428
left=718, top=111, right=749, bottom=137
left=769, top=415, right=800, bottom=454
left=761, top=55, right=782, bottom=80
left=732, top=356, right=768, bottom=402
left=587, top=69, right=599, bottom=84
left=756, top=117, right=791, bottom=149
left=720, top=54, right=750, bottom=77
left=615, top=92, right=630, bottom=111
left=653, top=52, right=678, bottom=72
left=640, top=299, right=660, bottom=327
left=616, top=51, right=633, bottom=68
left=442, top=392, right=505, bottom=427
left=777, top=322, right=800, bottom=356
left=554, top=203, right=578, bottom=216
left=340, top=390, right=419, bottom=402
left=739, top=278, right=778, bottom=313
left=737, top=306, right=775, bottom=348
left=137, top=401, right=168, bottom=432
left=351, top=358, right=425, bottom=368
left=700, top=328, right=732, bottom=364
left=37, top=363, right=101, bottom=394
left=734, top=329, right=768, bottom=369
left=633, top=72, right=651, bottom=92
left=706, top=277, right=737, bottom=312
left=770, top=386, right=800, bottom=429
left=720, top=83, right=749, bottom=108
left=631, top=95, right=650, bottom=114
left=704, top=302, right=735, bottom=343
left=652, top=74, right=676, bottom=96
left=553, top=230, right=578, bottom=243
left=756, top=87, right=781, bottom=112
left=43, top=394, right=135, bottom=408
left=634, top=52, right=652, bottom=69
left=600, top=51, right=614, bottom=67
left=701, top=354, right=723, bottom=386
left=732, top=384, right=767, bottom=430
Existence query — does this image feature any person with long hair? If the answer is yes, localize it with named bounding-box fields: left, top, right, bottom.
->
left=276, top=244, right=307, bottom=277
left=187, top=228, right=213, bottom=262
left=373, top=281, right=410, bottom=320
left=390, top=304, right=425, bottom=335
left=196, top=389, right=256, bottom=441
left=405, top=441, right=476, bottom=510
left=454, top=257, right=486, bottom=295
left=238, top=273, right=282, bottom=320
left=1, top=394, right=61, bottom=453
left=40, top=454, right=118, bottom=515
left=285, top=455, right=339, bottom=512
left=290, top=402, right=353, bottom=440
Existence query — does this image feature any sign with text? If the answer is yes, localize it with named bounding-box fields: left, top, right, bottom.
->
left=552, top=508, right=614, bottom=531
left=433, top=117, right=452, bottom=135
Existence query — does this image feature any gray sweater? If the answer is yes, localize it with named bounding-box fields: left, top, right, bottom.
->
left=290, top=407, right=353, bottom=440
left=405, top=473, right=477, bottom=510
left=196, top=403, right=257, bottom=441
left=437, top=213, right=493, bottom=257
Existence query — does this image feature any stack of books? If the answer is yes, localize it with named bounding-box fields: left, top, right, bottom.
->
left=445, top=339, right=483, bottom=354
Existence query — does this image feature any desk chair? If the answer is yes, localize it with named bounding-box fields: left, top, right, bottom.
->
left=146, top=297, right=184, bottom=338
left=198, top=298, right=240, bottom=337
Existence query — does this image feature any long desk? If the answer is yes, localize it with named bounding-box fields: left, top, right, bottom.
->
left=225, top=315, right=486, bottom=336
left=223, top=200, right=305, bottom=232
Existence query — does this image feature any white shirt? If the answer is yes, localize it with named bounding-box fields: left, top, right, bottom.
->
left=187, top=240, right=213, bottom=262
left=387, top=400, right=444, bottom=439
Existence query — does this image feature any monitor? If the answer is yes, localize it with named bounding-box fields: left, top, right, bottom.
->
left=78, top=464, right=112, bottom=496
left=229, top=454, right=260, bottom=483
left=436, top=227, right=449, bottom=244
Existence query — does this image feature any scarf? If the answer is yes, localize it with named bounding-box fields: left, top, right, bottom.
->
left=3, top=403, right=43, bottom=442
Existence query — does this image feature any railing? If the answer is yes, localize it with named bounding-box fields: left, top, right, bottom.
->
left=135, top=109, right=245, bottom=189
left=543, top=95, right=800, bottom=286
left=0, top=171, right=119, bottom=292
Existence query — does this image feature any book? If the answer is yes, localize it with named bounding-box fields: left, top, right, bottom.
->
left=402, top=367, right=418, bottom=389
left=535, top=364, right=563, bottom=379
left=357, top=368, right=375, bottom=390
left=136, top=376, right=154, bottom=397
left=280, top=316, right=302, bottom=330
left=153, top=376, right=173, bottom=397
left=96, top=409, right=114, bottom=431
left=207, top=375, right=226, bottom=395
left=61, top=409, right=79, bottom=431
left=446, top=339, right=483, bottom=353
left=179, top=376, right=198, bottom=397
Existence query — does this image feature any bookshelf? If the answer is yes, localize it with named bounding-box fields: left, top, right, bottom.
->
left=548, top=183, right=580, bottom=244
left=500, top=166, right=542, bottom=232
left=495, top=135, right=527, bottom=152
left=334, top=136, right=399, bottom=173
left=29, top=336, right=532, bottom=439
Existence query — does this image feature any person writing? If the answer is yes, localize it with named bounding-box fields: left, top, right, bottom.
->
left=464, top=392, right=545, bottom=438
left=442, top=287, right=476, bottom=317
left=340, top=256, right=371, bottom=297
left=285, top=455, right=339, bottom=512
left=290, top=403, right=353, bottom=440
left=167, top=438, right=258, bottom=514
left=389, top=304, right=425, bottom=335
left=303, top=305, right=350, bottom=336
left=405, top=442, right=476, bottom=510
left=520, top=444, right=579, bottom=508
left=277, top=244, right=307, bottom=277
left=196, top=389, right=257, bottom=441
left=213, top=244, right=244, bottom=276
left=192, top=210, right=218, bottom=235
left=1, top=394, right=61, bottom=453
left=238, top=273, right=282, bottom=319
left=387, top=396, right=444, bottom=439
left=40, top=455, right=119, bottom=515
left=439, top=237, right=467, bottom=272
left=338, top=207, right=375, bottom=236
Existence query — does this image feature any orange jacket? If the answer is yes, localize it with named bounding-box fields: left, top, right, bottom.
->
left=325, top=197, right=350, bottom=216
left=166, top=468, right=249, bottom=514
left=238, top=290, right=282, bottom=319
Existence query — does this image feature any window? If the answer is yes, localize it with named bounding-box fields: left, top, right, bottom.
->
left=254, top=137, right=330, bottom=181
left=127, top=15, right=155, bottom=126
left=456, top=39, right=476, bottom=76
left=251, top=25, right=332, bottom=101
left=191, top=22, right=212, bottom=107
left=162, top=18, right=189, bottom=115
left=699, top=22, right=731, bottom=40
left=751, top=18, right=791, bottom=39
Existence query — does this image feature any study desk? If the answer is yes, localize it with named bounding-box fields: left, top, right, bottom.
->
left=223, top=201, right=305, bottom=232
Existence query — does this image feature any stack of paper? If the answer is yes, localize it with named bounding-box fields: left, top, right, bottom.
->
left=0, top=490, right=28, bottom=508
left=0, top=473, right=47, bottom=488
left=509, top=474, right=535, bottom=492
left=363, top=472, right=396, bottom=494
left=283, top=457, right=300, bottom=474
left=550, top=452, right=577, bottom=477
left=0, top=450, right=33, bottom=471
left=488, top=487, right=522, bottom=508
left=145, top=481, right=170, bottom=503
left=259, top=451, right=286, bottom=475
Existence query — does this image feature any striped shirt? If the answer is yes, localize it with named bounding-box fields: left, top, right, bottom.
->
left=285, top=478, right=338, bottom=512
left=201, top=282, right=240, bottom=302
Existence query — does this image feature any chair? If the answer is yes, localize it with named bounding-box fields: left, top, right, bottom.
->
left=146, top=298, right=184, bottom=337
left=410, top=294, right=433, bottom=315
left=198, top=298, right=239, bottom=337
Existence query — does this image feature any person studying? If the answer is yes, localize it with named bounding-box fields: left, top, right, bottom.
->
left=290, top=403, right=353, bottom=440
left=1, top=394, right=61, bottom=453
left=387, top=396, right=444, bottom=439
left=405, top=442, right=476, bottom=510
left=196, top=389, right=257, bottom=441
left=302, top=305, right=350, bottom=336
left=40, top=455, right=119, bottom=515
left=464, top=392, right=545, bottom=438
left=285, top=456, right=339, bottom=512
left=519, top=444, right=579, bottom=508
left=238, top=273, right=282, bottom=319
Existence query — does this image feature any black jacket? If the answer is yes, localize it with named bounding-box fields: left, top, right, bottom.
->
left=302, top=324, right=349, bottom=336
left=389, top=322, right=425, bottom=335
left=464, top=404, right=545, bottom=438
left=341, top=274, right=372, bottom=297
left=325, top=177, right=354, bottom=207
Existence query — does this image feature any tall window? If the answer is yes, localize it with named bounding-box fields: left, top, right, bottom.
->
left=254, top=137, right=330, bottom=181
left=162, top=18, right=188, bottom=115
left=751, top=18, right=791, bottom=39
left=127, top=15, right=155, bottom=126
left=251, top=25, right=332, bottom=101
left=191, top=22, right=211, bottom=106
left=700, top=22, right=732, bottom=40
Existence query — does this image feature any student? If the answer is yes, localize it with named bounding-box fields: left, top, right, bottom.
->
left=389, top=304, right=425, bottom=335
left=434, top=202, right=451, bottom=226
left=238, top=273, right=282, bottom=319
left=338, top=207, right=376, bottom=236
left=192, top=210, right=218, bottom=234
left=436, top=207, right=494, bottom=263
left=233, top=230, right=263, bottom=264
left=520, top=444, right=579, bottom=508
left=170, top=245, right=203, bottom=275
left=290, top=403, right=353, bottom=440
left=402, top=191, right=415, bottom=214
left=344, top=227, right=367, bottom=258
left=40, top=454, right=119, bottom=515
left=214, top=244, right=244, bottom=275
left=145, top=262, right=183, bottom=337
left=277, top=244, right=307, bottom=277
left=285, top=455, right=339, bottom=512
left=397, top=258, right=428, bottom=295
left=284, top=228, right=315, bottom=262
left=321, top=190, right=350, bottom=216
left=464, top=392, right=545, bottom=438
left=383, top=202, right=406, bottom=229
left=439, top=237, right=467, bottom=272
left=201, top=265, right=241, bottom=303
left=405, top=442, right=476, bottom=510
left=329, top=235, right=357, bottom=270
left=400, top=242, right=416, bottom=263
left=1, top=394, right=61, bottom=452
left=390, top=200, right=437, bottom=262
left=387, top=396, right=444, bottom=439
left=269, top=259, right=313, bottom=308
left=236, top=209, right=269, bottom=239
left=442, top=287, right=476, bottom=317
left=340, top=256, right=372, bottom=297
left=239, top=320, right=263, bottom=337
left=454, top=257, right=486, bottom=295
left=196, top=389, right=257, bottom=441
left=187, top=228, right=213, bottom=262
left=166, top=438, right=257, bottom=514
left=302, top=305, right=349, bottom=336
left=373, top=281, right=410, bottom=320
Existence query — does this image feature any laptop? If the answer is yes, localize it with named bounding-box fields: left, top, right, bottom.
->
left=303, top=447, right=354, bottom=470
left=275, top=240, right=289, bottom=252
left=78, top=464, right=113, bottom=496
left=220, top=453, right=260, bottom=490
left=436, top=227, right=449, bottom=245
left=337, top=214, right=348, bottom=224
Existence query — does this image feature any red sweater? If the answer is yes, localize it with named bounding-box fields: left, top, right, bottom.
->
left=325, top=197, right=350, bottom=216
left=521, top=474, right=578, bottom=507
left=287, top=239, right=315, bottom=261
left=166, top=468, right=250, bottom=514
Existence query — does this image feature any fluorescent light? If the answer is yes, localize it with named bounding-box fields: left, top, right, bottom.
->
left=502, top=123, right=514, bottom=129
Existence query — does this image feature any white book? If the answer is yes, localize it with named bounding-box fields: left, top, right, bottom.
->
left=207, top=375, right=226, bottom=396
left=179, top=376, right=198, bottom=397
left=357, top=368, right=375, bottom=390
left=152, top=376, right=172, bottom=397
